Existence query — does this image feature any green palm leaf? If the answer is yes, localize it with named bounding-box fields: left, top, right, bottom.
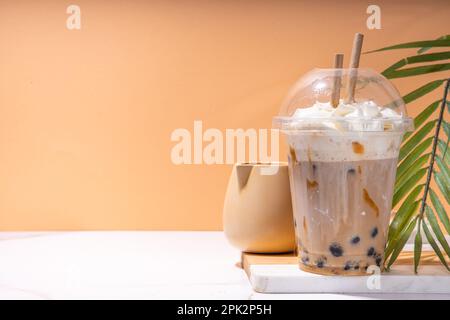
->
left=435, top=157, right=450, bottom=183
left=418, top=35, right=450, bottom=54
left=443, top=121, right=450, bottom=139
left=402, top=79, right=445, bottom=104
left=383, top=52, right=450, bottom=76
left=384, top=63, right=450, bottom=79
left=437, top=139, right=449, bottom=163
left=403, top=100, right=440, bottom=141
left=412, top=100, right=441, bottom=129
left=369, top=38, right=449, bottom=273
left=429, top=188, right=450, bottom=235
left=414, top=220, right=422, bottom=274
left=365, top=39, right=450, bottom=54
left=386, top=200, right=420, bottom=259
left=386, top=216, right=418, bottom=269
left=399, top=121, right=436, bottom=161
left=397, top=138, right=432, bottom=177
left=393, top=168, right=427, bottom=207
left=425, top=206, right=450, bottom=259
left=434, top=171, right=450, bottom=205
left=395, top=154, right=429, bottom=188
left=388, top=184, right=423, bottom=238
left=422, top=220, right=450, bottom=271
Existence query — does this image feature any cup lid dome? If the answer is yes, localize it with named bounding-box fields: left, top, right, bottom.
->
left=273, top=68, right=414, bottom=133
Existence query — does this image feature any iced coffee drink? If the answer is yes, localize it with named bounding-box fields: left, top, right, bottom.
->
left=274, top=68, right=413, bottom=275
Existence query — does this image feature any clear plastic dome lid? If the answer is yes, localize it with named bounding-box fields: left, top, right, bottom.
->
left=273, top=68, right=414, bottom=133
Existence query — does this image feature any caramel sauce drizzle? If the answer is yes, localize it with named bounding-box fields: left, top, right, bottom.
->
left=289, top=146, right=297, bottom=163
left=363, top=188, right=379, bottom=217
left=307, top=146, right=312, bottom=163
left=352, top=141, right=365, bottom=154
left=307, top=179, right=318, bottom=189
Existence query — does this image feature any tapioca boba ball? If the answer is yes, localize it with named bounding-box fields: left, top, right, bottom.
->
left=350, top=236, right=360, bottom=245
left=374, top=254, right=382, bottom=267
left=329, top=243, right=344, bottom=257
left=371, top=227, right=378, bottom=238
left=343, top=261, right=353, bottom=271
left=344, top=261, right=360, bottom=271
left=315, top=256, right=327, bottom=268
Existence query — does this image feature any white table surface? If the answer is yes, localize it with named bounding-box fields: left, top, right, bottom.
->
left=0, top=231, right=449, bottom=300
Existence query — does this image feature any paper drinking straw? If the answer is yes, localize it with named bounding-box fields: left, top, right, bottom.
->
left=331, top=53, right=344, bottom=108
left=345, top=33, right=364, bottom=103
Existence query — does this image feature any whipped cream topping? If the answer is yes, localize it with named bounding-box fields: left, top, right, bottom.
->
left=291, top=100, right=402, bottom=120
left=283, top=100, right=407, bottom=161
left=286, top=100, right=405, bottom=132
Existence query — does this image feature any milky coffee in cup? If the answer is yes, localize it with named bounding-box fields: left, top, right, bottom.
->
left=274, top=69, right=413, bottom=275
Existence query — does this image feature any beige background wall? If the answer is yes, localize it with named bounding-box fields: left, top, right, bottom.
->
left=0, top=0, right=449, bottom=230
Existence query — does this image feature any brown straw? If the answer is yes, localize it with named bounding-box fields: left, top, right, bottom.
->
left=345, top=33, right=364, bottom=103
left=331, top=53, right=344, bottom=108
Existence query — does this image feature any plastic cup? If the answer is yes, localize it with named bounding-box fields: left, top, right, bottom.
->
left=273, top=68, right=413, bottom=275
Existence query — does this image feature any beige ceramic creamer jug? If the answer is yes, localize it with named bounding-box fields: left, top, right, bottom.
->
left=223, top=163, right=296, bottom=253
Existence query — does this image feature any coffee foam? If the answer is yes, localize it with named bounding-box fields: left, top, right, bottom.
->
left=277, top=100, right=411, bottom=133
left=287, top=131, right=403, bottom=162
left=292, top=100, right=403, bottom=122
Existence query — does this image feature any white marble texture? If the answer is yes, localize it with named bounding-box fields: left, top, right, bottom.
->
left=0, top=232, right=449, bottom=300
left=249, top=264, right=450, bottom=294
